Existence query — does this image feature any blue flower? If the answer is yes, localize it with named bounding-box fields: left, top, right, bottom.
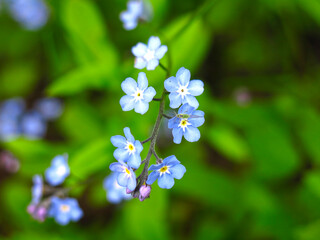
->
left=120, top=0, right=151, bottom=30
left=109, top=162, right=137, bottom=191
left=146, top=155, right=186, bottom=189
left=45, top=154, right=70, bottom=186
left=48, top=197, right=83, bottom=225
left=164, top=67, right=204, bottom=108
left=35, top=98, right=63, bottom=120
left=0, top=98, right=25, bottom=120
left=103, top=173, right=132, bottom=204
left=21, top=111, right=47, bottom=139
left=168, top=103, right=204, bottom=144
left=31, top=175, right=43, bottom=204
left=120, top=72, right=156, bottom=115
left=132, top=36, right=167, bottom=70
left=110, top=127, right=143, bottom=169
left=7, top=0, right=49, bottom=30
left=0, top=118, right=20, bottom=141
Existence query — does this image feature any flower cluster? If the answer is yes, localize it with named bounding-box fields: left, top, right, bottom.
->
left=27, top=154, right=83, bottom=225
left=106, top=35, right=204, bottom=203
left=0, top=97, right=63, bottom=141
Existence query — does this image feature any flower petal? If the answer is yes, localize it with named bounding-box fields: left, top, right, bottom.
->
left=113, top=148, right=130, bottom=162
left=149, top=163, right=163, bottom=171
left=188, top=80, right=204, bottom=96
left=143, top=87, right=156, bottom=102
left=189, top=111, right=205, bottom=127
left=177, top=67, right=191, bottom=86
left=109, top=162, right=125, bottom=172
left=163, top=155, right=181, bottom=166
left=164, top=76, right=178, bottom=92
left=127, top=174, right=137, bottom=191
left=170, top=164, right=186, bottom=179
left=70, top=207, right=83, bottom=221
left=178, top=103, right=195, bottom=115
left=172, top=127, right=183, bottom=144
left=134, top=140, right=143, bottom=153
left=120, top=95, right=135, bottom=111
left=110, top=135, right=127, bottom=148
left=155, top=45, right=167, bottom=59
left=127, top=153, right=141, bottom=169
left=158, top=174, right=175, bottom=189
left=184, top=126, right=200, bottom=142
left=137, top=72, right=148, bottom=90
left=148, top=36, right=161, bottom=50
left=121, top=78, right=137, bottom=95
left=184, top=95, right=199, bottom=108
left=146, top=59, right=159, bottom=70
left=169, top=92, right=182, bottom=109
left=168, top=117, right=179, bottom=129
left=117, top=172, right=129, bottom=188
left=134, top=57, right=147, bottom=69
left=134, top=100, right=149, bottom=115
left=132, top=43, right=147, bottom=57
left=124, top=127, right=135, bottom=142
left=146, top=171, right=160, bottom=185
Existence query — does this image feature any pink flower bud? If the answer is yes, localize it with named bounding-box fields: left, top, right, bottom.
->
left=126, top=188, right=133, bottom=194
left=139, top=185, right=151, bottom=201
left=27, top=204, right=36, bottom=214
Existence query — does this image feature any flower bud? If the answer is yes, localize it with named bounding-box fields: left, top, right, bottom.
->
left=139, top=185, right=151, bottom=201
left=34, top=206, right=47, bottom=222
left=126, top=188, right=133, bottom=194
left=27, top=204, right=36, bottom=214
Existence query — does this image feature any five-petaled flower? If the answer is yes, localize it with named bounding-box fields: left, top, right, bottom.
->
left=103, top=173, right=132, bottom=204
left=48, top=197, right=83, bottom=226
left=45, top=154, right=70, bottom=186
left=132, top=36, right=167, bottom=70
left=120, top=0, right=151, bottom=30
left=168, top=103, right=205, bottom=144
left=164, top=67, right=204, bottom=108
left=120, top=72, right=156, bottom=115
left=111, top=127, right=143, bottom=169
left=146, top=155, right=186, bottom=189
left=109, top=162, right=137, bottom=191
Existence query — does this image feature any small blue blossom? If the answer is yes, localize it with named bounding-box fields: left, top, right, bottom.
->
left=120, top=72, right=156, bottom=115
left=21, top=111, right=47, bottom=139
left=0, top=118, right=20, bottom=141
left=146, top=155, right=186, bottom=189
left=164, top=67, right=204, bottom=108
left=168, top=103, right=204, bottom=144
left=132, top=36, right=167, bottom=70
left=35, top=98, right=63, bottom=120
left=48, top=197, right=83, bottom=226
left=110, top=127, right=143, bottom=169
left=31, top=175, right=43, bottom=204
left=7, top=0, right=49, bottom=30
left=103, top=173, right=132, bottom=204
left=0, top=98, right=25, bottom=120
left=45, top=154, right=70, bottom=186
left=109, top=162, right=137, bottom=191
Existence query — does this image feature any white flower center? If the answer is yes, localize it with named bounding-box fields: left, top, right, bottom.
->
left=60, top=204, right=70, bottom=212
left=144, top=49, right=155, bottom=62
left=125, top=141, right=136, bottom=155
left=178, top=119, right=191, bottom=132
left=158, top=165, right=170, bottom=176
left=176, top=84, right=189, bottom=99
left=56, top=165, right=67, bottom=176
left=131, top=88, right=144, bottom=102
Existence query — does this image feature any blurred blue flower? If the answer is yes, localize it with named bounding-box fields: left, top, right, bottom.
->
left=45, top=154, right=70, bottom=186
left=146, top=155, right=186, bottom=189
left=132, top=36, right=167, bottom=70
left=120, top=72, right=156, bottom=115
left=48, top=197, right=83, bottom=226
left=0, top=98, right=25, bottom=120
left=21, top=111, right=47, bottom=139
left=31, top=174, right=43, bottom=204
left=110, top=127, right=143, bottom=169
left=103, top=173, right=132, bottom=204
left=109, top=162, right=137, bottom=191
left=7, top=0, right=49, bottom=30
left=35, top=98, right=63, bottom=120
left=164, top=67, right=204, bottom=108
left=0, top=118, right=20, bottom=141
left=168, top=103, right=204, bottom=144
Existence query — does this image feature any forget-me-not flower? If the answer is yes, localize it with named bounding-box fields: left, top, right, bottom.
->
left=120, top=0, right=151, bottom=30
left=146, top=155, right=186, bottom=189
left=21, top=111, right=47, bottom=139
left=164, top=67, right=204, bottom=108
left=103, top=173, right=132, bottom=204
left=109, top=162, right=137, bottom=191
left=48, top=197, right=83, bottom=225
left=45, top=154, right=70, bottom=186
left=35, top=98, right=63, bottom=120
left=120, top=72, right=156, bottom=115
left=168, top=103, right=204, bottom=144
left=132, top=36, right=167, bottom=70
left=31, top=175, right=43, bottom=204
left=111, top=127, right=143, bottom=169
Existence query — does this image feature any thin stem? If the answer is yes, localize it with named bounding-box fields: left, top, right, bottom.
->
left=159, top=62, right=169, bottom=75
left=152, top=98, right=162, bottom=101
left=141, top=137, right=152, bottom=144
left=152, top=149, right=162, bottom=164
left=162, top=113, right=172, bottom=119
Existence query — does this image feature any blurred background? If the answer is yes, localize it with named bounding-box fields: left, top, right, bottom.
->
left=1, top=0, right=320, bottom=239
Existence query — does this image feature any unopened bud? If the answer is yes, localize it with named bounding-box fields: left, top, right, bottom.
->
left=139, top=185, right=151, bottom=201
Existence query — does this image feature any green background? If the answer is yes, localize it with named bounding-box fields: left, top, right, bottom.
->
left=1, top=0, right=320, bottom=239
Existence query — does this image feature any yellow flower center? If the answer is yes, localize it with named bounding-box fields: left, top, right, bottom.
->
left=128, top=144, right=134, bottom=151
left=137, top=93, right=141, bottom=97
left=181, top=120, right=188, bottom=126
left=160, top=166, right=168, bottom=173
left=60, top=204, right=70, bottom=212
left=125, top=168, right=131, bottom=175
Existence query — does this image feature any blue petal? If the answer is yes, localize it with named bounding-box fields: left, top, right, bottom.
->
left=146, top=171, right=160, bottom=185
left=113, top=148, right=129, bottom=162
left=164, top=76, right=178, bottom=92
left=108, top=190, right=122, bottom=204
left=55, top=213, right=70, bottom=225
left=127, top=153, right=141, bottom=169
left=146, top=59, right=159, bottom=70
left=184, top=126, right=200, bottom=142
left=70, top=207, right=83, bottom=221
left=124, top=127, right=135, bottom=142
left=134, top=57, right=147, bottom=69
left=134, top=100, right=149, bottom=115
left=169, top=92, right=182, bottom=109
left=178, top=103, right=195, bottom=115
left=168, top=117, right=179, bottom=129
left=127, top=174, right=137, bottom=191
left=124, top=20, right=137, bottom=30
left=111, top=135, right=127, bottom=148
left=117, top=172, right=129, bottom=187
left=184, top=95, right=199, bottom=108
left=176, top=67, right=190, bottom=86
left=163, top=155, right=181, bottom=166
left=170, top=164, right=186, bottom=179
left=109, top=162, right=124, bottom=172
left=172, top=127, right=183, bottom=144
left=132, top=43, right=147, bottom=57
left=121, top=78, right=137, bottom=95
left=149, top=163, right=163, bottom=171
left=137, top=72, right=148, bottom=90
left=148, top=36, right=161, bottom=50
left=143, top=87, right=156, bottom=102
left=188, top=80, right=204, bottom=96
left=155, top=45, right=167, bottom=59
left=120, top=95, right=135, bottom=111
left=158, top=174, right=175, bottom=189
left=189, top=111, right=205, bottom=127
left=134, top=140, right=143, bottom=153
left=51, top=155, right=68, bottom=167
